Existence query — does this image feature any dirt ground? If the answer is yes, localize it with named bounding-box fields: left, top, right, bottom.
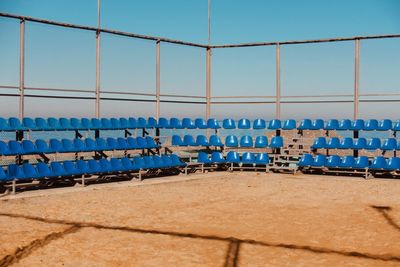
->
left=0, top=172, right=400, bottom=266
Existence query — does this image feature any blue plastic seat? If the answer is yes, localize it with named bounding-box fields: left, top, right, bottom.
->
left=183, top=135, right=197, bottom=146
left=147, top=117, right=158, bottom=129
left=58, top=118, right=72, bottom=130
left=161, top=155, right=173, bottom=168
left=223, top=119, right=236, bottom=129
left=34, top=118, right=49, bottom=131
left=7, top=164, right=25, bottom=180
left=63, top=161, right=80, bottom=176
left=393, top=121, right=400, bottom=131
left=137, top=117, right=147, bottom=128
left=364, top=119, right=378, bottom=131
left=209, top=135, right=223, bottom=147
left=83, top=138, right=96, bottom=152
left=110, top=158, right=124, bottom=172
left=225, top=135, right=238, bottom=147
left=36, top=162, right=52, bottom=178
left=255, top=136, right=268, bottom=148
left=22, top=118, right=37, bottom=130
left=195, top=118, right=208, bottom=129
left=366, top=138, right=381, bottom=150
left=351, top=119, right=364, bottom=131
left=198, top=152, right=211, bottom=164
left=9, top=117, right=25, bottom=131
left=298, top=119, right=312, bottom=130
left=311, top=119, right=325, bottom=130
left=226, top=151, right=240, bottom=163
left=94, top=138, right=106, bottom=151
left=338, top=119, right=351, bottom=131
left=149, top=155, right=162, bottom=168
left=88, top=159, right=102, bottom=174
left=22, top=163, right=39, bottom=179
left=136, top=137, right=148, bottom=149
left=182, top=118, right=196, bottom=129
left=157, top=117, right=169, bottom=128
left=240, top=136, right=253, bottom=148
left=80, top=118, right=92, bottom=130
left=110, top=118, right=122, bottom=130
left=211, top=152, right=226, bottom=163
left=35, top=139, right=49, bottom=154
left=170, top=154, right=186, bottom=167
left=311, top=137, right=326, bottom=149
left=370, top=156, right=388, bottom=170
left=378, top=119, right=392, bottom=131
left=339, top=137, right=354, bottom=149
left=312, top=155, right=326, bottom=167
left=196, top=135, right=209, bottom=146
left=0, top=118, right=10, bottom=131
left=268, top=119, right=281, bottom=130
left=99, top=158, right=113, bottom=173
left=50, top=162, right=67, bottom=177
left=255, top=153, right=269, bottom=165
left=238, top=118, right=250, bottom=129
left=326, top=137, right=340, bottom=149
left=116, top=137, right=128, bottom=150
left=172, top=135, right=184, bottom=146
left=386, top=157, right=400, bottom=171
left=118, top=118, right=129, bottom=129
left=127, top=117, right=137, bottom=129
left=70, top=118, right=83, bottom=130
left=325, top=119, right=339, bottom=130
left=73, top=138, right=85, bottom=152
left=121, top=157, right=136, bottom=171
left=143, top=156, right=156, bottom=169
left=21, top=140, right=37, bottom=154
left=8, top=141, right=24, bottom=155
left=207, top=118, right=221, bottom=129
left=0, top=167, right=8, bottom=181
left=241, top=152, right=255, bottom=165
left=61, top=139, right=74, bottom=152
left=0, top=141, right=10, bottom=155
left=145, top=136, right=158, bottom=148
left=170, top=118, right=183, bottom=129
left=339, top=156, right=355, bottom=168
left=253, top=119, right=266, bottom=129
left=325, top=155, right=341, bottom=168
left=353, top=138, right=367, bottom=149
left=76, top=160, right=90, bottom=174
left=353, top=156, right=369, bottom=169
left=282, top=119, right=297, bottom=130
left=133, top=156, right=146, bottom=169
left=90, top=118, right=102, bottom=130
left=270, top=136, right=283, bottom=148
left=106, top=138, right=118, bottom=150
left=381, top=138, right=397, bottom=151
left=298, top=154, right=314, bottom=167
left=47, top=117, right=61, bottom=130
left=100, top=118, right=112, bottom=130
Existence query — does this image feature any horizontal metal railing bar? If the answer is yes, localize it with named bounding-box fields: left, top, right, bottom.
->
left=211, top=95, right=276, bottom=99
left=0, top=85, right=18, bottom=89
left=25, top=86, right=94, bottom=93
left=160, top=93, right=206, bottom=99
left=100, top=90, right=156, bottom=97
left=0, top=12, right=207, bottom=48
left=211, top=99, right=400, bottom=104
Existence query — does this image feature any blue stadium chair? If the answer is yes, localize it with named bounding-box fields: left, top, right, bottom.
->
left=183, top=135, right=197, bottom=146
left=9, top=117, right=26, bottom=131
left=370, top=156, right=388, bottom=170
left=0, top=167, right=8, bottom=181
left=118, top=118, right=129, bottom=129
left=143, top=156, right=156, bottom=169
left=22, top=118, right=37, bottom=131
left=211, top=151, right=225, bottom=163
left=47, top=117, right=61, bottom=130
left=170, top=118, right=183, bottom=129
left=238, top=118, right=250, bottom=129
left=151, top=155, right=163, bottom=168
left=196, top=135, right=209, bottom=146
left=209, top=135, right=223, bottom=147
left=58, top=118, right=72, bottom=130
left=223, top=119, right=236, bottom=129
left=170, top=154, right=186, bottom=167
left=353, top=138, right=367, bottom=150
left=80, top=118, right=92, bottom=130
left=98, top=159, right=113, bottom=173
left=324, top=119, right=339, bottom=130
left=198, top=152, right=211, bottom=164
left=311, top=137, right=326, bottom=149
left=50, top=162, right=67, bottom=177
left=353, top=156, right=369, bottom=169
left=255, top=153, right=269, bottom=165
left=137, top=117, right=147, bottom=128
left=61, top=139, right=74, bottom=153
left=100, top=118, right=112, bottom=130
left=282, top=119, right=297, bottom=130
left=312, top=155, right=326, bottom=167
left=127, top=117, right=137, bottom=129
left=393, top=121, right=400, bottom=131
left=73, top=138, right=85, bottom=152
left=117, top=137, right=128, bottom=150
left=63, top=161, right=80, bottom=176
left=106, top=138, right=118, bottom=150
left=378, top=119, right=392, bottom=131
left=351, top=119, right=365, bottom=131
left=0, top=141, right=10, bottom=156
left=182, top=118, right=196, bottom=129
left=226, top=151, right=240, bottom=163
left=157, top=117, right=169, bottom=128
left=311, top=119, right=325, bottom=130
left=338, top=119, right=351, bottom=131
left=366, top=138, right=381, bottom=150
left=133, top=156, right=146, bottom=169
left=268, top=119, right=281, bottom=130
left=34, top=118, right=49, bottom=131
left=161, top=155, right=173, bottom=168
left=36, top=162, right=52, bottom=178
left=339, top=156, right=355, bottom=168
left=241, top=152, right=255, bottom=165
left=386, top=157, right=400, bottom=171
left=7, top=164, right=25, bottom=180
left=22, top=163, right=39, bottom=179
left=21, top=140, right=37, bottom=154
left=110, top=158, right=124, bottom=172
left=207, top=118, right=221, bottom=129
left=364, top=119, right=378, bottom=131
left=255, top=136, right=268, bottom=148
left=121, top=157, right=135, bottom=171
left=93, top=138, right=105, bottom=151
left=8, top=141, right=24, bottom=155
left=339, top=137, right=354, bottom=149
left=195, top=118, right=208, bottom=129
left=326, top=137, right=340, bottom=149
left=88, top=159, right=102, bottom=174
left=90, top=118, right=102, bottom=130
left=110, top=118, right=122, bottom=130
left=0, top=118, right=10, bottom=131
left=298, top=154, right=314, bottom=167
left=240, top=136, right=253, bottom=148
left=70, top=118, right=83, bottom=130
left=136, top=137, right=148, bottom=149
left=253, top=119, right=266, bottom=129
left=76, top=160, right=90, bottom=175
left=172, top=135, right=184, bottom=146
left=125, top=137, right=137, bottom=150
left=35, top=139, right=49, bottom=154
left=298, top=119, right=312, bottom=130
left=147, top=117, right=158, bottom=129
left=145, top=136, right=159, bottom=148
left=83, top=138, right=96, bottom=152
left=270, top=136, right=283, bottom=148
left=325, top=155, right=341, bottom=168
left=381, top=138, right=397, bottom=151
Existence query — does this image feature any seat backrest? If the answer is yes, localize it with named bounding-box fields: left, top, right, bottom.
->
left=182, top=118, right=196, bottom=129
left=211, top=151, right=225, bottom=162
left=137, top=117, right=147, bottom=128
left=70, top=118, right=82, bottom=130
left=340, top=137, right=354, bottom=149
left=147, top=117, right=158, bottom=128
left=367, top=138, right=381, bottom=149
left=240, top=136, right=253, bottom=147
left=253, top=118, right=266, bottom=129
left=91, top=118, right=102, bottom=129
left=110, top=158, right=124, bottom=171
left=59, top=118, right=71, bottom=130
left=61, top=139, right=74, bottom=152
left=196, top=135, right=209, bottom=146
left=128, top=117, right=137, bottom=129
left=207, top=118, right=221, bottom=129
left=136, top=137, right=148, bottom=148
left=378, top=119, right=392, bottom=131
left=35, top=139, right=49, bottom=153
left=121, top=157, right=134, bottom=170
left=73, top=138, right=86, bottom=152
left=63, top=161, right=79, bottom=175
left=197, top=152, right=210, bottom=163
left=226, top=151, right=240, bottom=162
left=100, top=118, right=112, bottom=129
left=298, top=154, right=314, bottom=166
left=171, top=135, right=183, bottom=146
left=354, top=138, right=367, bottom=149
left=22, top=140, right=37, bottom=154
left=270, top=136, right=283, bottom=148
left=312, top=119, right=325, bottom=130
left=255, top=136, right=268, bottom=148
left=0, top=140, right=10, bottom=155
left=351, top=119, right=364, bottom=131
left=22, top=163, right=38, bottom=178
left=117, top=137, right=128, bottom=150
left=84, top=138, right=97, bottom=150
left=157, top=117, right=169, bottom=128
left=238, top=118, right=250, bottom=129
left=119, top=118, right=129, bottom=129
left=36, top=162, right=52, bottom=177
left=9, top=117, right=24, bottom=130
left=340, top=156, right=355, bottom=167
left=80, top=118, right=92, bottom=129
left=282, top=119, right=297, bottom=130
left=364, top=119, right=378, bottom=131
left=225, top=135, right=238, bottom=147
left=110, top=118, right=122, bottom=129
left=298, top=119, right=312, bottom=130
left=145, top=136, right=158, bottom=148
left=76, top=160, right=90, bottom=173
left=22, top=117, right=37, bottom=130
left=0, top=118, right=10, bottom=131
left=88, top=159, right=101, bottom=173
left=223, top=119, right=236, bottom=129
left=268, top=119, right=281, bottom=130
left=8, top=141, right=23, bottom=155
left=95, top=138, right=107, bottom=150
left=326, top=155, right=341, bottom=167
left=382, top=138, right=397, bottom=150
left=241, top=152, right=255, bottom=163
left=324, top=119, right=339, bottom=130
left=106, top=138, right=118, bottom=150
left=35, top=117, right=49, bottom=131
left=327, top=137, right=340, bottom=148
left=47, top=117, right=60, bottom=130
left=255, top=153, right=269, bottom=164
left=338, top=119, right=351, bottom=130
left=50, top=162, right=66, bottom=176
left=195, top=118, right=207, bottom=129
left=183, top=135, right=196, bottom=146
left=209, top=135, right=223, bottom=146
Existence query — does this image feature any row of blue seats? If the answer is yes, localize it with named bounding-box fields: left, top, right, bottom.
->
left=172, top=135, right=284, bottom=148
left=299, top=154, right=400, bottom=171
left=197, top=151, right=270, bottom=165
left=0, top=154, right=185, bottom=182
left=312, top=137, right=400, bottom=151
left=0, top=137, right=159, bottom=156
left=297, top=119, right=399, bottom=131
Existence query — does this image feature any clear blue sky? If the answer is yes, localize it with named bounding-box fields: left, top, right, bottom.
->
left=0, top=0, right=399, bottom=119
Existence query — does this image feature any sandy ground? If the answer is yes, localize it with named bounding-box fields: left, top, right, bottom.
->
left=0, top=172, right=400, bottom=266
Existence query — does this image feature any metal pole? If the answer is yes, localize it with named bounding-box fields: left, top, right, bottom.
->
left=156, top=40, right=161, bottom=119
left=206, top=48, right=211, bottom=120
left=208, top=0, right=211, bottom=45
left=19, top=19, right=25, bottom=119
left=275, top=43, right=281, bottom=119
left=95, top=0, right=101, bottom=118
left=354, top=39, right=360, bottom=120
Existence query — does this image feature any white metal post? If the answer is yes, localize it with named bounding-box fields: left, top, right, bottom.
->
left=206, top=48, right=211, bottom=120
left=156, top=40, right=161, bottom=119
left=95, top=0, right=101, bottom=118
left=275, top=43, right=281, bottom=119
left=354, top=39, right=360, bottom=120
left=19, top=19, right=25, bottom=119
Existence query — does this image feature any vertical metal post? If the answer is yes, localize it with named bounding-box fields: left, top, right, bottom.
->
left=354, top=39, right=360, bottom=120
left=19, top=19, right=25, bottom=119
left=275, top=43, right=281, bottom=119
left=95, top=0, right=101, bottom=118
left=208, top=0, right=211, bottom=45
left=206, top=48, right=211, bottom=120
left=156, top=40, right=161, bottom=119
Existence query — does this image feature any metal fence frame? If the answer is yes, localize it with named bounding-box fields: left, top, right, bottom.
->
left=1, top=10, right=400, bottom=121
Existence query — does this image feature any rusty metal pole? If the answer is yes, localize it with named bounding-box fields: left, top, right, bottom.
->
left=95, top=0, right=101, bottom=118
left=275, top=43, right=281, bottom=119
left=206, top=48, right=211, bottom=120
left=19, top=19, right=25, bottom=119
left=354, top=39, right=360, bottom=120
left=156, top=40, right=161, bottom=119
